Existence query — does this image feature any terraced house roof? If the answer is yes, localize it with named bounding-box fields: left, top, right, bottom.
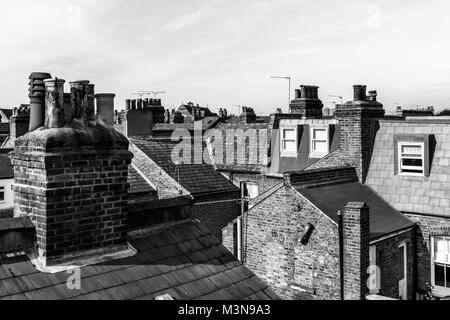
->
left=131, top=138, right=240, bottom=197
left=0, top=220, right=279, bottom=300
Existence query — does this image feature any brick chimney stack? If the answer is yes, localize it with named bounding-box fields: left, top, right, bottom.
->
left=10, top=105, right=31, bottom=144
left=239, top=106, right=257, bottom=123
left=28, top=72, right=52, bottom=131
left=334, top=85, right=385, bottom=183
left=342, top=202, right=370, bottom=300
left=12, top=75, right=133, bottom=268
left=289, top=85, right=323, bottom=118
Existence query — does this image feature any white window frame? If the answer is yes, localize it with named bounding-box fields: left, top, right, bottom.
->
left=0, top=186, right=5, bottom=203
left=398, top=141, right=425, bottom=177
left=280, top=127, right=298, bottom=157
left=431, top=236, right=450, bottom=292
left=309, top=125, right=330, bottom=159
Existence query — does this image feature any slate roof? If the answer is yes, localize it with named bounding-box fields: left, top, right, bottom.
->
left=0, top=109, right=12, bottom=121
left=152, top=117, right=220, bottom=133
left=0, top=220, right=279, bottom=300
left=295, top=181, right=415, bottom=241
left=128, top=166, right=156, bottom=195
left=366, top=119, right=450, bottom=216
left=131, top=138, right=239, bottom=197
left=0, top=154, right=13, bottom=179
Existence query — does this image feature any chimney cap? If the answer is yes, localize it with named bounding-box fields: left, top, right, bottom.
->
left=44, top=78, right=66, bottom=85
left=70, top=80, right=90, bottom=85
left=29, top=72, right=52, bottom=80
left=95, top=93, right=116, bottom=98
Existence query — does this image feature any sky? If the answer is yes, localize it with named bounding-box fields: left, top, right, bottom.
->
left=0, top=0, right=449, bottom=115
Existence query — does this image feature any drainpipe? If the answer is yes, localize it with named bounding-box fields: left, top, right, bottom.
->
left=338, top=210, right=344, bottom=300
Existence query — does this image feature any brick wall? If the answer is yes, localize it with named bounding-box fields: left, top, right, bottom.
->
left=12, top=128, right=132, bottom=264
left=405, top=213, right=450, bottom=291
left=373, top=230, right=415, bottom=299
left=13, top=149, right=132, bottom=261
left=193, top=191, right=240, bottom=242
left=342, top=203, right=370, bottom=300
left=223, top=186, right=341, bottom=300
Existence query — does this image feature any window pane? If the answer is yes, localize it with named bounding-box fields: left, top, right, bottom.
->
left=434, top=237, right=450, bottom=263
left=283, top=129, right=296, bottom=140
left=313, top=129, right=327, bottom=140
left=435, top=264, right=446, bottom=287
left=246, top=184, right=259, bottom=199
left=402, top=158, right=423, bottom=167
left=447, top=266, right=450, bottom=288
left=401, top=145, right=422, bottom=155
left=0, top=191, right=4, bottom=201
left=313, top=141, right=327, bottom=153
left=283, top=140, right=296, bottom=151
left=399, top=246, right=405, bottom=279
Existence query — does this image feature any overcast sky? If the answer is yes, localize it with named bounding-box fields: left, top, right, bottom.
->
left=0, top=0, right=449, bottom=114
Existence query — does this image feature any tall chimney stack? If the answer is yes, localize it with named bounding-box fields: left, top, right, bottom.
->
left=28, top=72, right=52, bottom=131
left=289, top=85, right=323, bottom=118
left=342, top=202, right=370, bottom=300
left=13, top=75, right=133, bottom=268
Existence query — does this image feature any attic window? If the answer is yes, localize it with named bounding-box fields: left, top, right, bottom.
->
left=398, top=142, right=425, bottom=176
left=309, top=125, right=330, bottom=158
left=281, top=127, right=298, bottom=157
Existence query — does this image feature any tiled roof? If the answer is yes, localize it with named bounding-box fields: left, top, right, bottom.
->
left=0, top=123, right=9, bottom=134
left=0, top=154, right=13, bottom=179
left=0, top=220, right=278, bottom=300
left=131, top=138, right=239, bottom=196
left=152, top=117, right=220, bottom=133
left=128, top=166, right=156, bottom=194
left=366, top=120, right=450, bottom=216
left=295, top=181, right=415, bottom=240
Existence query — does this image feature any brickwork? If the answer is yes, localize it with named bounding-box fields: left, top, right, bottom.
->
left=224, top=186, right=341, bottom=300
left=12, top=125, right=132, bottom=264
left=405, top=213, right=450, bottom=291
left=342, top=203, right=370, bottom=300
left=373, top=230, right=415, bottom=299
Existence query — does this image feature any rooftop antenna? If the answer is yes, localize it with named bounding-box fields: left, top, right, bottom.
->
left=329, top=95, right=343, bottom=105
left=130, top=91, right=166, bottom=99
left=271, top=76, right=291, bottom=108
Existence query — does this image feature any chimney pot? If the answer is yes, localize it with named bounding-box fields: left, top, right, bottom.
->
left=131, top=100, right=137, bottom=110
left=137, top=99, right=143, bottom=110
left=295, top=89, right=301, bottom=99
left=28, top=72, right=52, bottom=131
left=64, top=93, right=73, bottom=124
left=70, top=80, right=90, bottom=124
left=44, top=78, right=66, bottom=128
left=125, top=99, right=131, bottom=111
left=95, top=93, right=115, bottom=128
left=353, top=85, right=367, bottom=102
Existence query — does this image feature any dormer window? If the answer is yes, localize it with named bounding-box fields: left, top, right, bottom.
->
left=309, top=125, right=330, bottom=158
left=281, top=127, right=298, bottom=157
left=398, top=142, right=425, bottom=176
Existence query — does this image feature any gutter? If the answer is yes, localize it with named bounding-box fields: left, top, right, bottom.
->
left=369, top=226, right=415, bottom=245
left=337, top=210, right=344, bottom=300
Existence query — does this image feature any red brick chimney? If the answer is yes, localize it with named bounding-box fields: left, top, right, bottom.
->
left=12, top=76, right=133, bottom=268
left=334, top=85, right=385, bottom=183
left=289, top=85, right=323, bottom=118
left=342, top=202, right=370, bottom=300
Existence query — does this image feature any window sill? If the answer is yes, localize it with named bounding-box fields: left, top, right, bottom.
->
left=280, top=151, right=298, bottom=158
